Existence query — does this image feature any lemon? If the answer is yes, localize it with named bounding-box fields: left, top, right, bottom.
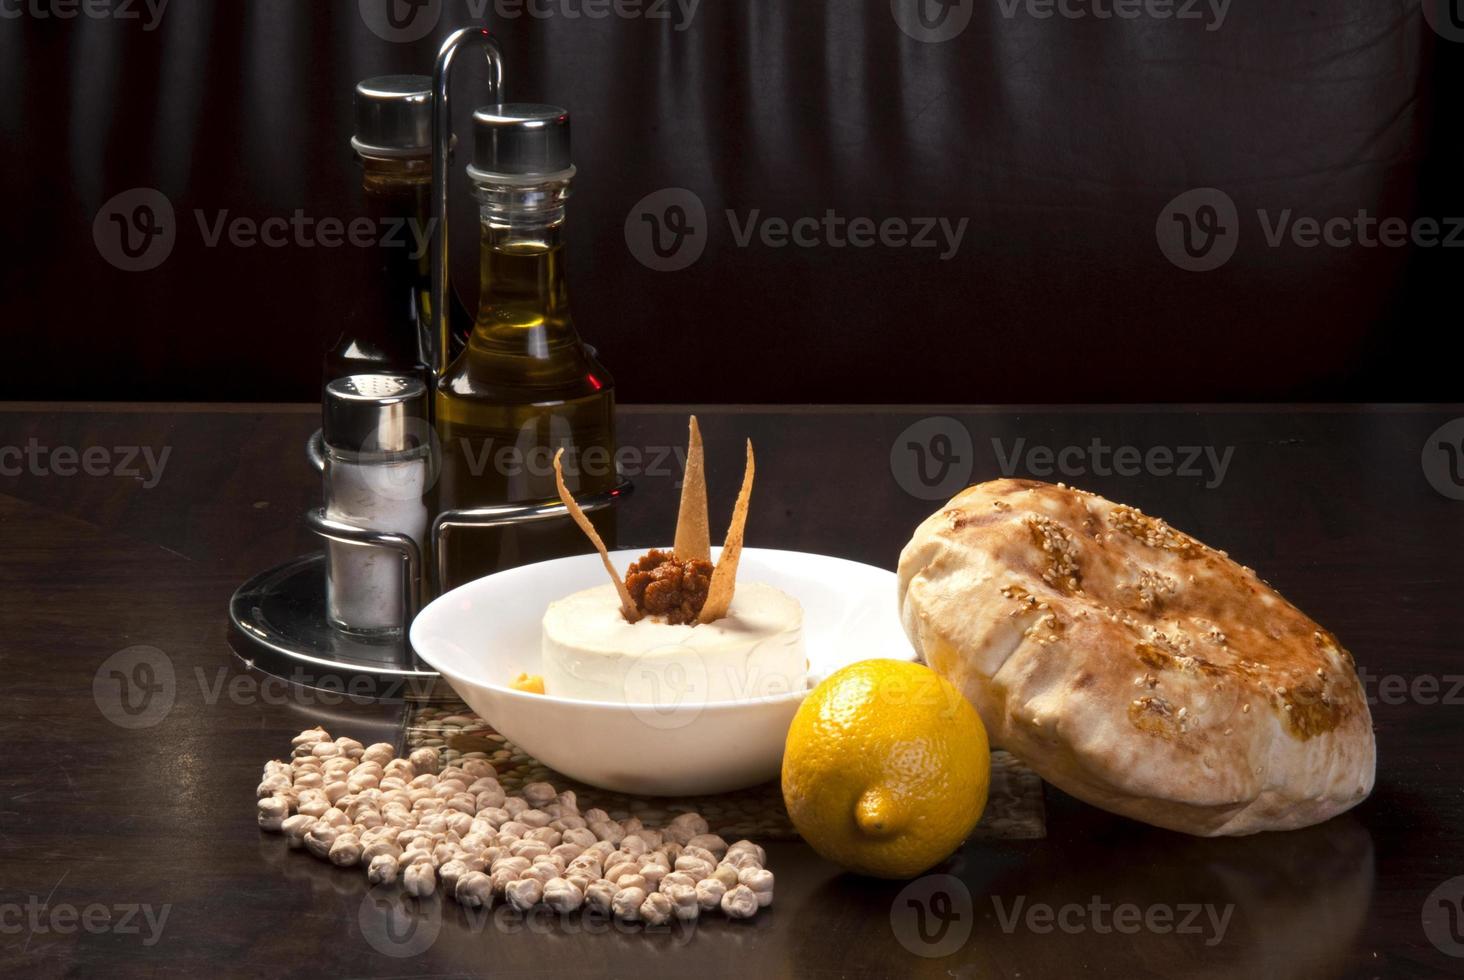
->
left=781, top=659, right=990, bottom=879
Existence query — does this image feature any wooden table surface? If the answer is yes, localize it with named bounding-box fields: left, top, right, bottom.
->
left=2, top=403, right=1462, bottom=978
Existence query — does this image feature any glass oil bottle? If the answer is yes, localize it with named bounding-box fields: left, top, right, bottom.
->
left=323, top=76, right=436, bottom=391
left=433, top=104, right=617, bottom=588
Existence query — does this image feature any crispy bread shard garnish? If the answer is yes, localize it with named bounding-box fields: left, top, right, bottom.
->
left=554, top=448, right=639, bottom=623
left=698, top=440, right=755, bottom=624
left=673, top=415, right=711, bottom=563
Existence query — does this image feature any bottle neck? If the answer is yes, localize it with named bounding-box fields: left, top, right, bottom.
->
left=470, top=173, right=577, bottom=357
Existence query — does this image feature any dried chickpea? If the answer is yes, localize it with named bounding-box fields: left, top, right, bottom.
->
left=461, top=759, right=495, bottom=780
left=591, top=821, right=625, bottom=845
left=711, top=863, right=740, bottom=888
left=739, top=868, right=774, bottom=908
left=726, top=840, right=766, bottom=865
left=670, top=812, right=710, bottom=837
left=674, top=855, right=713, bottom=880
left=721, top=884, right=758, bottom=919
left=403, top=861, right=436, bottom=897
left=437, top=859, right=470, bottom=893
left=605, top=861, right=639, bottom=884
left=616, top=874, right=648, bottom=892
left=663, top=882, right=699, bottom=920
left=611, top=886, right=648, bottom=921
left=695, top=878, right=726, bottom=911
left=408, top=747, right=439, bottom=773
left=505, top=878, right=543, bottom=912
left=543, top=877, right=584, bottom=913
left=639, top=891, right=674, bottom=926
left=362, top=742, right=395, bottom=766
left=367, top=854, right=399, bottom=885
left=258, top=773, right=291, bottom=798
left=659, top=871, right=696, bottom=892
left=584, top=879, right=616, bottom=916
left=257, top=796, right=289, bottom=831
left=281, top=813, right=315, bottom=848
left=640, top=865, right=667, bottom=890
left=521, top=782, right=557, bottom=808
left=686, top=834, right=728, bottom=859
left=456, top=871, right=493, bottom=908
left=329, top=833, right=363, bottom=867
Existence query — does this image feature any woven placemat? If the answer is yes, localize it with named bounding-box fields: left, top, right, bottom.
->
left=405, top=700, right=1046, bottom=841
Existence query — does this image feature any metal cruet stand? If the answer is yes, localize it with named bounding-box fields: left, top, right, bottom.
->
left=229, top=29, right=629, bottom=698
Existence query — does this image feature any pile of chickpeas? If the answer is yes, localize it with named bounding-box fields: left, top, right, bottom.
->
left=257, top=728, right=774, bottom=923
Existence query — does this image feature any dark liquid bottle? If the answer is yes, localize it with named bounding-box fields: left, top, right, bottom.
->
left=434, top=104, right=617, bottom=588
left=323, top=76, right=437, bottom=392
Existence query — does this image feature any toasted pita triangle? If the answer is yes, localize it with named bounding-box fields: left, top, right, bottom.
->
left=554, top=449, right=639, bottom=622
left=673, top=416, right=711, bottom=562
left=698, top=440, right=754, bottom=624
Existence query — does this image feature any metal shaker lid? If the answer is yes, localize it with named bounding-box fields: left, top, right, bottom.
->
left=323, top=375, right=430, bottom=454
left=352, top=75, right=433, bottom=158
left=468, top=104, right=572, bottom=178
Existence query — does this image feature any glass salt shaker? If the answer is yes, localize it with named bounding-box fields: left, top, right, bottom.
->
left=322, top=375, right=432, bottom=634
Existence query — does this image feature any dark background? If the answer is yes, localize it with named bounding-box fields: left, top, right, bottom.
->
left=0, top=0, right=1458, bottom=404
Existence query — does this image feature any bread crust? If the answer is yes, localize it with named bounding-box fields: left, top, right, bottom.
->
left=897, top=479, right=1375, bottom=837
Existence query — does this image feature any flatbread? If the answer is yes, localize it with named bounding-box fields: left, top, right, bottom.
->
left=673, top=416, right=711, bottom=562
left=698, top=440, right=754, bottom=624
left=554, top=448, right=639, bottom=622
left=897, top=478, right=1376, bottom=836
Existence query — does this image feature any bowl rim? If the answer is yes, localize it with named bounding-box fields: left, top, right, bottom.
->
left=410, top=546, right=903, bottom=714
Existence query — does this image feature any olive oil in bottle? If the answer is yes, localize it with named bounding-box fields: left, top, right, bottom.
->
left=433, top=104, right=617, bottom=588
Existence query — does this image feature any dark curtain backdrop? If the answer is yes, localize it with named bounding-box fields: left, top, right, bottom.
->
left=0, top=1, right=1457, bottom=403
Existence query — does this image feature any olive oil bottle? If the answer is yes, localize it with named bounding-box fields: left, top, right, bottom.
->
left=433, top=104, right=617, bottom=588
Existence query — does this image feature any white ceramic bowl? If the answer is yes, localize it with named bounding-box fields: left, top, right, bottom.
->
left=410, top=547, right=914, bottom=795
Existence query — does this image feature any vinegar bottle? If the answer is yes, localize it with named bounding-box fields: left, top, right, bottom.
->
left=433, top=104, right=617, bottom=588
left=323, top=76, right=436, bottom=391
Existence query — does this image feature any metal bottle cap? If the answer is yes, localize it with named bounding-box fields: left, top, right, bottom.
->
left=469, top=104, right=572, bottom=177
left=353, top=75, right=433, bottom=158
left=323, top=375, right=430, bottom=454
